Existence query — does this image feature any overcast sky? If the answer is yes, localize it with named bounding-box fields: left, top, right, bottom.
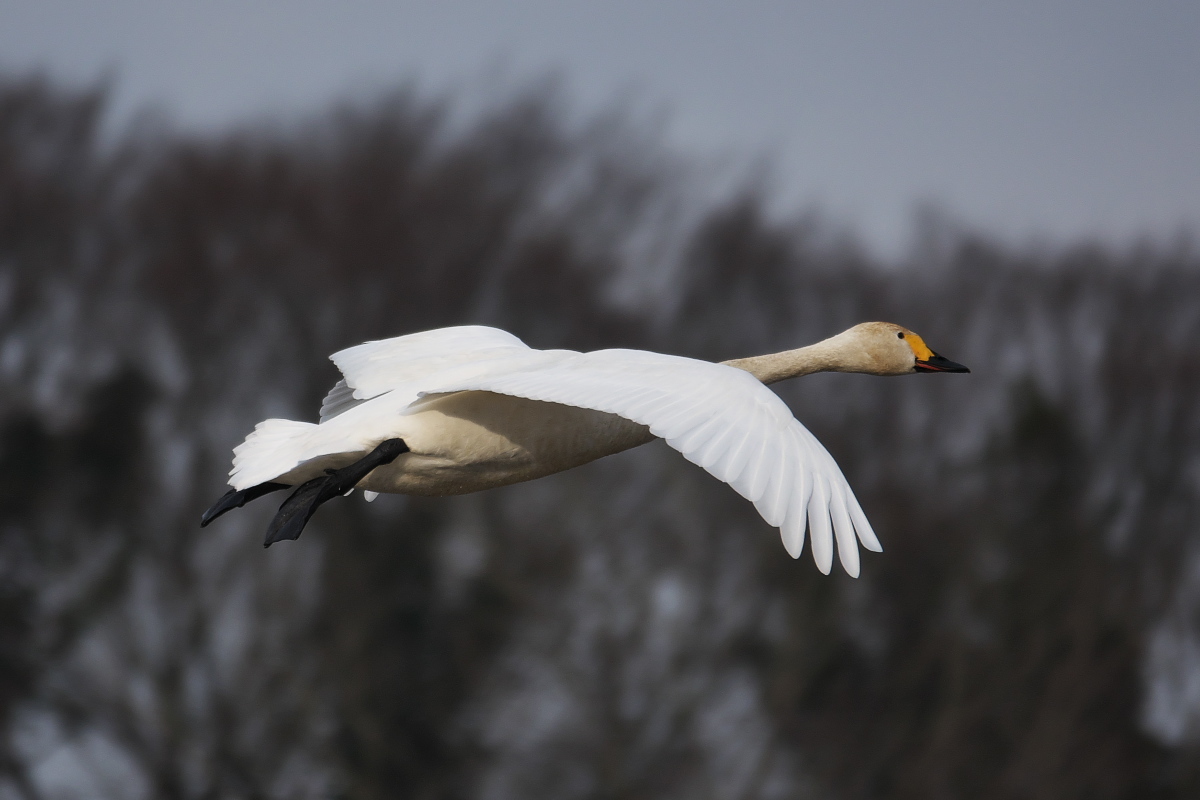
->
left=2, top=0, right=1197, bottom=255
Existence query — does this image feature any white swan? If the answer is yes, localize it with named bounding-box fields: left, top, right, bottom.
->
left=202, top=322, right=968, bottom=576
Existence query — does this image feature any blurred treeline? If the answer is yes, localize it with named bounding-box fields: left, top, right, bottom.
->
left=1, top=72, right=1199, bottom=799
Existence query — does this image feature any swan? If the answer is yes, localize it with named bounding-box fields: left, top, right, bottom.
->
left=201, top=322, right=967, bottom=576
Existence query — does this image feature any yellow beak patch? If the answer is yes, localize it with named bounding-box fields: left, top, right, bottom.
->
left=904, top=332, right=935, bottom=361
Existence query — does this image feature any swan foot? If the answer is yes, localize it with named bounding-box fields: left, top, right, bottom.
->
left=262, top=438, right=408, bottom=547
left=200, top=482, right=289, bottom=527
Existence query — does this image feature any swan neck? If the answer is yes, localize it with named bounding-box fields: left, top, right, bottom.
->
left=721, top=337, right=853, bottom=385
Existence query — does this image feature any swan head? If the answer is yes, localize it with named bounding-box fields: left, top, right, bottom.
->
left=840, top=322, right=971, bottom=376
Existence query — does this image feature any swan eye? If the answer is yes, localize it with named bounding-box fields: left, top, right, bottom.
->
left=896, top=332, right=905, bottom=339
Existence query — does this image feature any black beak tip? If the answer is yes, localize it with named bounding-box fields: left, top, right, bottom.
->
left=916, top=354, right=971, bottom=373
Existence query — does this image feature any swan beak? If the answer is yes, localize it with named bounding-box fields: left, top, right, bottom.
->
left=915, top=353, right=970, bottom=373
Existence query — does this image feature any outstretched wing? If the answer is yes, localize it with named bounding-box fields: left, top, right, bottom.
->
left=418, top=348, right=880, bottom=576
left=320, top=326, right=530, bottom=421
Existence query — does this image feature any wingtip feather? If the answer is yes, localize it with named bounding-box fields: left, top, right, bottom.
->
left=830, top=484, right=861, bottom=577
left=808, top=476, right=834, bottom=575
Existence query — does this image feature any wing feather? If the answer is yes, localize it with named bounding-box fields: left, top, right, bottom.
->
left=830, top=481, right=860, bottom=578
left=753, top=438, right=791, bottom=528
left=732, top=430, right=772, bottom=503
left=781, top=456, right=812, bottom=558
left=808, top=474, right=835, bottom=574
left=672, top=411, right=729, bottom=461
left=849, top=492, right=882, bottom=553
left=717, top=422, right=758, bottom=488
left=320, top=326, right=531, bottom=421
left=696, top=420, right=739, bottom=472
left=319, top=379, right=363, bottom=422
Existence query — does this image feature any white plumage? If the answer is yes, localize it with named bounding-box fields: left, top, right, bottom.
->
left=219, top=322, right=969, bottom=575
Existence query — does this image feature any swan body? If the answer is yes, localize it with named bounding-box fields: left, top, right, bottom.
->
left=216, top=322, right=967, bottom=576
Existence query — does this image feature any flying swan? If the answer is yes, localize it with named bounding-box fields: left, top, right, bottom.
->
left=202, top=322, right=968, bottom=576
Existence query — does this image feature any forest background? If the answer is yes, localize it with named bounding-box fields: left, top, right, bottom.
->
left=1, top=73, right=1199, bottom=799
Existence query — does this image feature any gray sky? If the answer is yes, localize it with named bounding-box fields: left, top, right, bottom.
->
left=2, top=0, right=1197, bottom=255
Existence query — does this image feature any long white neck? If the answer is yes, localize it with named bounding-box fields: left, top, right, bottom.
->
left=721, top=331, right=880, bottom=385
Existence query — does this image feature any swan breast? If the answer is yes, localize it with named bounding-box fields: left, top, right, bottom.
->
left=360, top=390, right=654, bottom=496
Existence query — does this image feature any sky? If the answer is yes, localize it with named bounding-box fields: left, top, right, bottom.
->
left=2, top=0, right=1197, bottom=256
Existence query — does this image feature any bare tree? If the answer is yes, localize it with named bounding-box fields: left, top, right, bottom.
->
left=1, top=73, right=1198, bottom=799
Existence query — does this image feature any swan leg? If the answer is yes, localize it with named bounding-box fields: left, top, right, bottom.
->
left=262, top=438, right=409, bottom=547
left=200, top=482, right=289, bottom=527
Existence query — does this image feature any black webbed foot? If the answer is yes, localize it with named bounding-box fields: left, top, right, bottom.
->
left=263, top=438, right=408, bottom=547
left=201, top=482, right=289, bottom=527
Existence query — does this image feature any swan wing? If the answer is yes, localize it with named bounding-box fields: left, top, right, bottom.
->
left=320, top=326, right=531, bottom=421
left=419, top=348, right=881, bottom=576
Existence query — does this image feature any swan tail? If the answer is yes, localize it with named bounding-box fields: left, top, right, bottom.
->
left=229, top=418, right=321, bottom=491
